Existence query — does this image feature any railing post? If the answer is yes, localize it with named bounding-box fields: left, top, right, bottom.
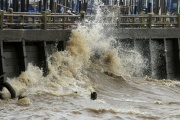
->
left=47, top=10, right=51, bottom=23
left=21, top=15, right=24, bottom=24
left=177, top=13, right=180, bottom=28
left=117, top=18, right=119, bottom=27
left=0, top=41, right=5, bottom=82
left=0, top=10, right=3, bottom=30
left=80, top=11, right=85, bottom=22
left=117, top=8, right=120, bottom=28
left=41, top=11, right=47, bottom=30
left=7, top=8, right=13, bottom=23
left=62, top=16, right=65, bottom=29
left=132, top=16, right=135, bottom=27
left=140, top=17, right=143, bottom=28
left=148, top=13, right=152, bottom=29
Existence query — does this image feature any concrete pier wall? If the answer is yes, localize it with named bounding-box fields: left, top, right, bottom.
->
left=116, top=29, right=180, bottom=80
left=0, top=30, right=71, bottom=82
left=0, top=29, right=180, bottom=81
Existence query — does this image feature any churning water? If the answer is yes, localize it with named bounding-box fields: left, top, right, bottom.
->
left=1, top=5, right=180, bottom=120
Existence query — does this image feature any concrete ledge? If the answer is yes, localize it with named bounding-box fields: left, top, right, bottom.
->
left=116, top=28, right=180, bottom=39
left=0, top=30, right=71, bottom=42
left=1, top=28, right=180, bottom=41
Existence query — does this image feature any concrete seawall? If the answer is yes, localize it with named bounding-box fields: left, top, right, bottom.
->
left=0, top=30, right=71, bottom=81
left=0, top=29, right=180, bottom=81
left=116, top=29, right=180, bottom=39
left=0, top=30, right=71, bottom=41
left=116, top=28, right=180, bottom=80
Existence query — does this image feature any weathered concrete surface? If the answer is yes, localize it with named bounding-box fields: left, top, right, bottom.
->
left=116, top=29, right=180, bottom=39
left=0, top=30, right=71, bottom=42
left=1, top=29, right=180, bottom=42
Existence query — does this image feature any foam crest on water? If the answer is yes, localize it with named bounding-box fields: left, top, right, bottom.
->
left=0, top=64, right=43, bottom=98
left=44, top=50, right=94, bottom=97
left=86, top=107, right=120, bottom=114
left=145, top=76, right=180, bottom=87
left=118, top=49, right=148, bottom=76
left=66, top=27, right=91, bottom=64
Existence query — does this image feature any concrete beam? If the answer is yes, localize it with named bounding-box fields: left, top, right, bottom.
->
left=0, top=30, right=71, bottom=42
left=115, top=29, right=180, bottom=39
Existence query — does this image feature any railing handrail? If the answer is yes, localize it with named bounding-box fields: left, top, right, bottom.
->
left=47, top=15, right=80, bottom=17
left=3, top=14, right=80, bottom=17
left=6, top=12, right=70, bottom=15
left=120, top=14, right=177, bottom=17
left=4, top=14, right=43, bottom=17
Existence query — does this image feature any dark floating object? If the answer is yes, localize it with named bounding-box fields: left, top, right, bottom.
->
left=0, top=73, right=16, bottom=99
left=18, top=96, right=26, bottom=100
left=91, top=92, right=97, bottom=100
left=0, top=82, right=16, bottom=99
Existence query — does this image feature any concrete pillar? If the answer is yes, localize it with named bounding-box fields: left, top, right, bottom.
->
left=0, top=41, right=5, bottom=81
left=16, top=41, right=27, bottom=72
left=38, top=41, right=48, bottom=76
left=149, top=39, right=167, bottom=79
left=164, top=38, right=180, bottom=79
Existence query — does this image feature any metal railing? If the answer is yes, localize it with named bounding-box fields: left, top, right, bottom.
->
left=0, top=9, right=82, bottom=30
left=118, top=13, right=180, bottom=28
left=1, top=9, right=180, bottom=30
